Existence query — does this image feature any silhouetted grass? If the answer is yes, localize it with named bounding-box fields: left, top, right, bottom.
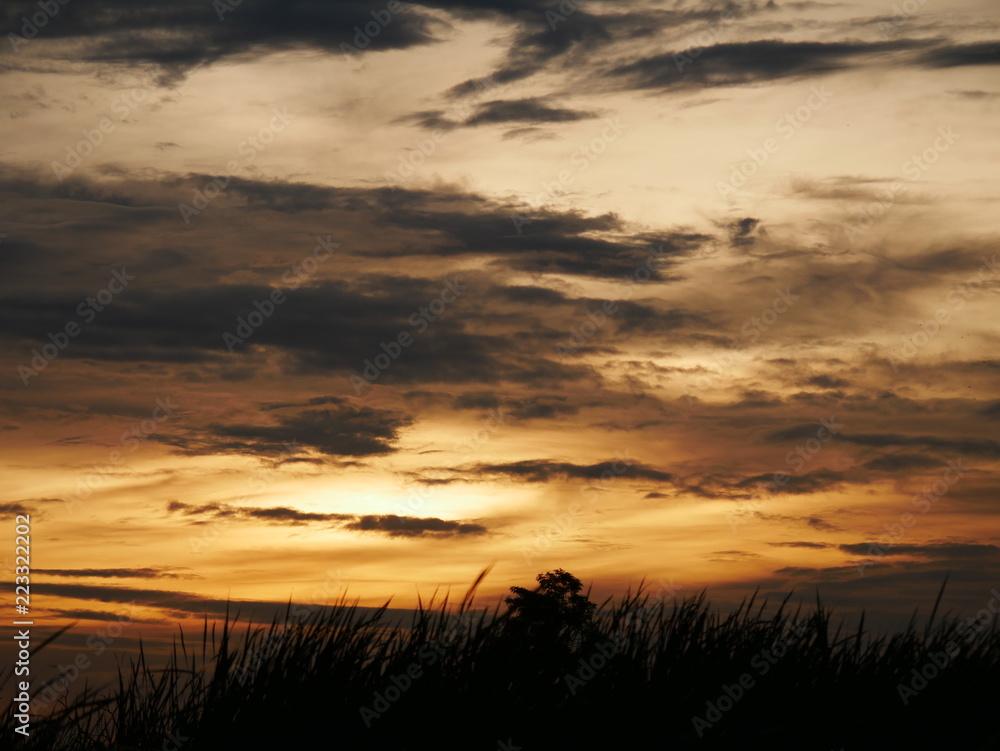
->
left=3, top=572, right=999, bottom=749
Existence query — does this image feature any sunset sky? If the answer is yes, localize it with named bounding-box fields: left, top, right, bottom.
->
left=1, top=0, right=999, bottom=670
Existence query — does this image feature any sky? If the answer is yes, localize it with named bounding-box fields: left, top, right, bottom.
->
left=1, top=0, right=999, bottom=673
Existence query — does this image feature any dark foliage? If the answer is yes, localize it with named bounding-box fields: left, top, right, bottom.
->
left=2, top=571, right=999, bottom=750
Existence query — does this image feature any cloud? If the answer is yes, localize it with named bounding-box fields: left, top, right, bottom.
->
left=736, top=468, right=848, bottom=495
left=209, top=406, right=412, bottom=457
left=166, top=502, right=486, bottom=538
left=918, top=41, right=1000, bottom=68
left=863, top=453, right=945, bottom=472
left=35, top=567, right=197, bottom=579
left=152, top=405, right=411, bottom=458
left=807, top=375, right=849, bottom=389
left=35, top=581, right=414, bottom=623
left=46, top=608, right=164, bottom=624
left=464, top=459, right=673, bottom=483
left=451, top=391, right=579, bottom=419
left=344, top=515, right=486, bottom=537
left=411, top=97, right=599, bottom=130
left=979, top=401, right=1000, bottom=419
left=839, top=542, right=1000, bottom=559
left=608, top=39, right=924, bottom=91
left=807, top=515, right=840, bottom=531
left=724, top=217, right=761, bottom=247
left=464, top=98, right=598, bottom=126
left=840, top=433, right=1000, bottom=459
left=764, top=421, right=843, bottom=441
left=0, top=0, right=442, bottom=79
left=168, top=501, right=351, bottom=525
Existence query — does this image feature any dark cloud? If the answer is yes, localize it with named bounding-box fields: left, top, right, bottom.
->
left=411, top=97, right=599, bottom=130
left=451, top=392, right=579, bottom=420
left=806, top=515, right=840, bottom=531
left=499, top=286, right=568, bottom=305
left=764, top=422, right=838, bottom=441
left=168, top=501, right=352, bottom=525
left=261, top=395, right=347, bottom=411
left=35, top=567, right=197, bottom=579
left=151, top=405, right=410, bottom=458
left=345, top=514, right=486, bottom=537
left=166, top=501, right=485, bottom=538
left=807, top=375, right=849, bottom=389
left=208, top=406, right=412, bottom=457
left=0, top=169, right=714, bottom=285
left=729, top=389, right=783, bottom=408
left=36, top=581, right=417, bottom=624
left=464, top=98, right=597, bottom=126
left=725, top=217, right=761, bottom=247
left=47, top=608, right=164, bottom=624
left=442, top=5, right=778, bottom=98
left=839, top=542, right=1000, bottom=559
left=840, top=433, right=1000, bottom=459
left=465, top=459, right=673, bottom=483
left=735, top=468, right=848, bottom=495
left=918, top=41, right=1000, bottom=68
left=707, top=550, right=762, bottom=562
left=979, top=401, right=1000, bottom=419
left=0, top=0, right=441, bottom=78
left=863, top=453, right=945, bottom=472
left=609, top=39, right=924, bottom=91
left=768, top=541, right=831, bottom=549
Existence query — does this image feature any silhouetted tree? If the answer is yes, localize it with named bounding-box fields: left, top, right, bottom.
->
left=504, top=569, right=596, bottom=647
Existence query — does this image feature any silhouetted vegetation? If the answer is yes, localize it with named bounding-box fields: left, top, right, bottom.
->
left=3, top=570, right=999, bottom=749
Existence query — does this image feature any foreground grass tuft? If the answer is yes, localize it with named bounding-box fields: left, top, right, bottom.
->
left=3, top=572, right=999, bottom=749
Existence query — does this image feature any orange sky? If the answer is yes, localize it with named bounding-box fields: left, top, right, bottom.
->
left=1, top=0, right=999, bottom=673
